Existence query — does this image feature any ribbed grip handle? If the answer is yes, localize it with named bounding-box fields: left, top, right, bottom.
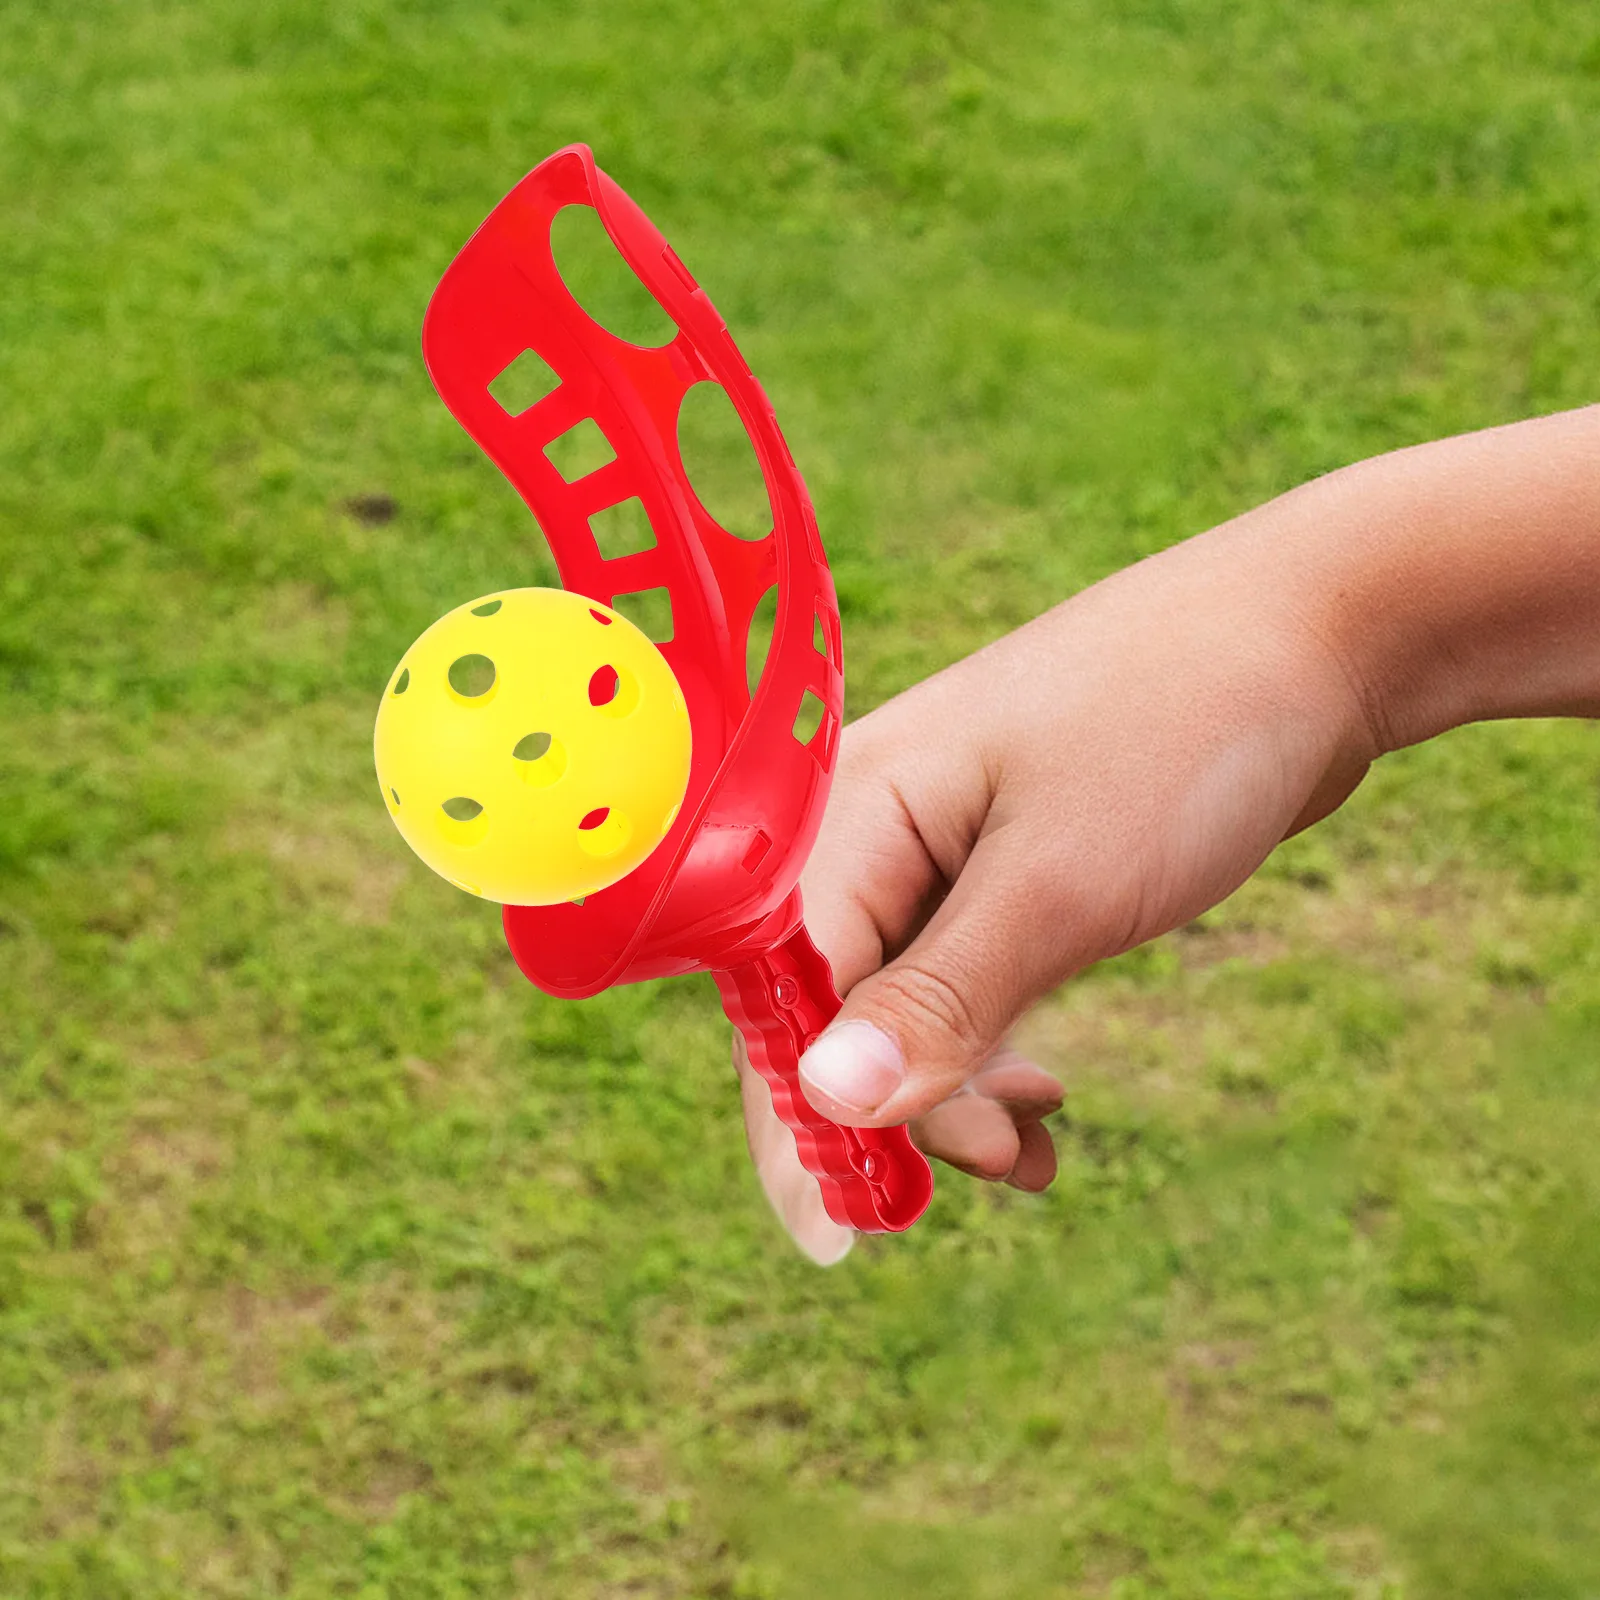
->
left=714, top=924, right=933, bottom=1233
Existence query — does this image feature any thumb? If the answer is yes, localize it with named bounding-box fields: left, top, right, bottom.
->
left=798, top=825, right=1076, bottom=1127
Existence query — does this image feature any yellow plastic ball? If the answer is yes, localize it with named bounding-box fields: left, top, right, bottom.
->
left=374, top=587, right=692, bottom=905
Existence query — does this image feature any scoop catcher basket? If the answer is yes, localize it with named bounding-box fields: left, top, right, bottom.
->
left=420, top=145, right=933, bottom=1233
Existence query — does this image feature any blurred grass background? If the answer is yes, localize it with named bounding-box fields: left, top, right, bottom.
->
left=3, top=1, right=1600, bottom=1595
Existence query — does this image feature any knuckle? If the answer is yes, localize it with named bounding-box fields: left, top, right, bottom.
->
left=871, top=960, right=991, bottom=1059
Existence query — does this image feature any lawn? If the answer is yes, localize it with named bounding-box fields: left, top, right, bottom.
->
left=3, top=1, right=1600, bottom=1595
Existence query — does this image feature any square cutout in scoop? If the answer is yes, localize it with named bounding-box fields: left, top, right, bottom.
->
left=488, top=348, right=559, bottom=416
left=590, top=496, right=656, bottom=559
left=611, top=586, right=674, bottom=643
left=546, top=417, right=616, bottom=482
left=793, top=689, right=825, bottom=745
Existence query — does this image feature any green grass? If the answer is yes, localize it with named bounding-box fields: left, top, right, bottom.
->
left=3, top=0, right=1600, bottom=1594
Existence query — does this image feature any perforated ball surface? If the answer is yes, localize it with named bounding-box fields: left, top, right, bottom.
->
left=374, top=588, right=692, bottom=905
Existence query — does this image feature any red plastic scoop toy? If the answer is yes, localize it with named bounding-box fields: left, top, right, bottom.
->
left=419, top=145, right=933, bottom=1233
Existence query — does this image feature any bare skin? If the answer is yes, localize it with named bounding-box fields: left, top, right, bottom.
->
left=734, top=404, right=1600, bottom=1263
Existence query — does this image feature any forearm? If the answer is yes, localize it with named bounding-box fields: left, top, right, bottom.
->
left=1225, top=405, right=1600, bottom=756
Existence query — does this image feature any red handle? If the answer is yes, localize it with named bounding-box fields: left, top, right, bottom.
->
left=714, top=925, right=933, bottom=1233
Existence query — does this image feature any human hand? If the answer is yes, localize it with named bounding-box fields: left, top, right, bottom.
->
left=737, top=405, right=1600, bottom=1261
left=738, top=508, right=1376, bottom=1263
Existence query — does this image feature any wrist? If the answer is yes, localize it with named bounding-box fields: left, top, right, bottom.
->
left=1265, top=455, right=1471, bottom=761
left=1225, top=407, right=1600, bottom=759
left=1175, top=490, right=1393, bottom=778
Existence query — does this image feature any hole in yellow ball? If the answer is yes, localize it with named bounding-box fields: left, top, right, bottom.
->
left=513, top=732, right=567, bottom=788
left=438, top=796, right=488, bottom=848
left=470, top=598, right=503, bottom=616
left=392, top=668, right=410, bottom=695
left=390, top=787, right=401, bottom=808
left=590, top=608, right=613, bottom=626
left=588, top=663, right=639, bottom=718
left=576, top=806, right=631, bottom=860
left=448, top=654, right=496, bottom=701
